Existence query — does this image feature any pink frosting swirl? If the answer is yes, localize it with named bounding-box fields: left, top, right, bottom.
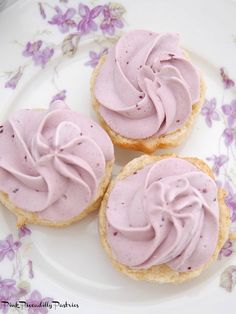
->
left=0, top=102, right=114, bottom=222
left=107, top=158, right=219, bottom=272
left=94, top=30, right=200, bottom=139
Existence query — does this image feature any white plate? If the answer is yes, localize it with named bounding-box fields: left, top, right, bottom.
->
left=0, top=0, right=236, bottom=313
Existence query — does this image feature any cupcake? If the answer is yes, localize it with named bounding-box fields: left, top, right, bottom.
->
left=0, top=101, right=114, bottom=227
left=91, top=30, right=206, bottom=153
left=99, top=155, right=230, bottom=283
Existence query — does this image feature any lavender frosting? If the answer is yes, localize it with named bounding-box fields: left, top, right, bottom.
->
left=106, top=158, right=219, bottom=272
left=0, top=102, right=114, bottom=222
left=94, top=30, right=200, bottom=139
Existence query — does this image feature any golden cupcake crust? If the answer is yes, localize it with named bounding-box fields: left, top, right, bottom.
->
left=99, top=154, right=230, bottom=283
left=0, top=159, right=114, bottom=228
left=91, top=55, right=206, bottom=154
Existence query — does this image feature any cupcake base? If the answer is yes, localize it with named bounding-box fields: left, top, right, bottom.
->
left=99, top=155, right=230, bottom=283
left=91, top=56, right=206, bottom=154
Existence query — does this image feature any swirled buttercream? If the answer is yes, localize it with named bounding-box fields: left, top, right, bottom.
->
left=106, top=158, right=219, bottom=272
left=94, top=30, right=200, bottom=139
left=0, top=102, right=114, bottom=222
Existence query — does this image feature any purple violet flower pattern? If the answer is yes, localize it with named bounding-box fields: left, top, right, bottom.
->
left=85, top=48, right=108, bottom=68
left=206, top=154, right=228, bottom=176
left=38, top=2, right=46, bottom=19
left=100, top=4, right=124, bottom=35
left=77, top=4, right=103, bottom=34
left=49, top=6, right=76, bottom=33
left=201, top=98, right=220, bottom=127
left=3, top=2, right=126, bottom=89
left=201, top=66, right=236, bottom=291
left=26, top=290, right=53, bottom=314
left=222, top=100, right=236, bottom=127
left=33, top=48, right=54, bottom=68
left=23, top=40, right=43, bottom=57
left=4, top=69, right=23, bottom=89
left=220, top=67, right=235, bottom=89
left=218, top=240, right=233, bottom=260
left=222, top=127, right=235, bottom=146
left=0, top=234, right=21, bottom=262
left=221, top=100, right=236, bottom=146
left=0, top=229, right=53, bottom=311
left=22, top=41, right=54, bottom=68
left=50, top=89, right=67, bottom=104
left=0, top=277, right=18, bottom=314
left=18, top=225, right=32, bottom=239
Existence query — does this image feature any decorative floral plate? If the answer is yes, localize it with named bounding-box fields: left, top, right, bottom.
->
left=0, top=0, right=236, bottom=313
